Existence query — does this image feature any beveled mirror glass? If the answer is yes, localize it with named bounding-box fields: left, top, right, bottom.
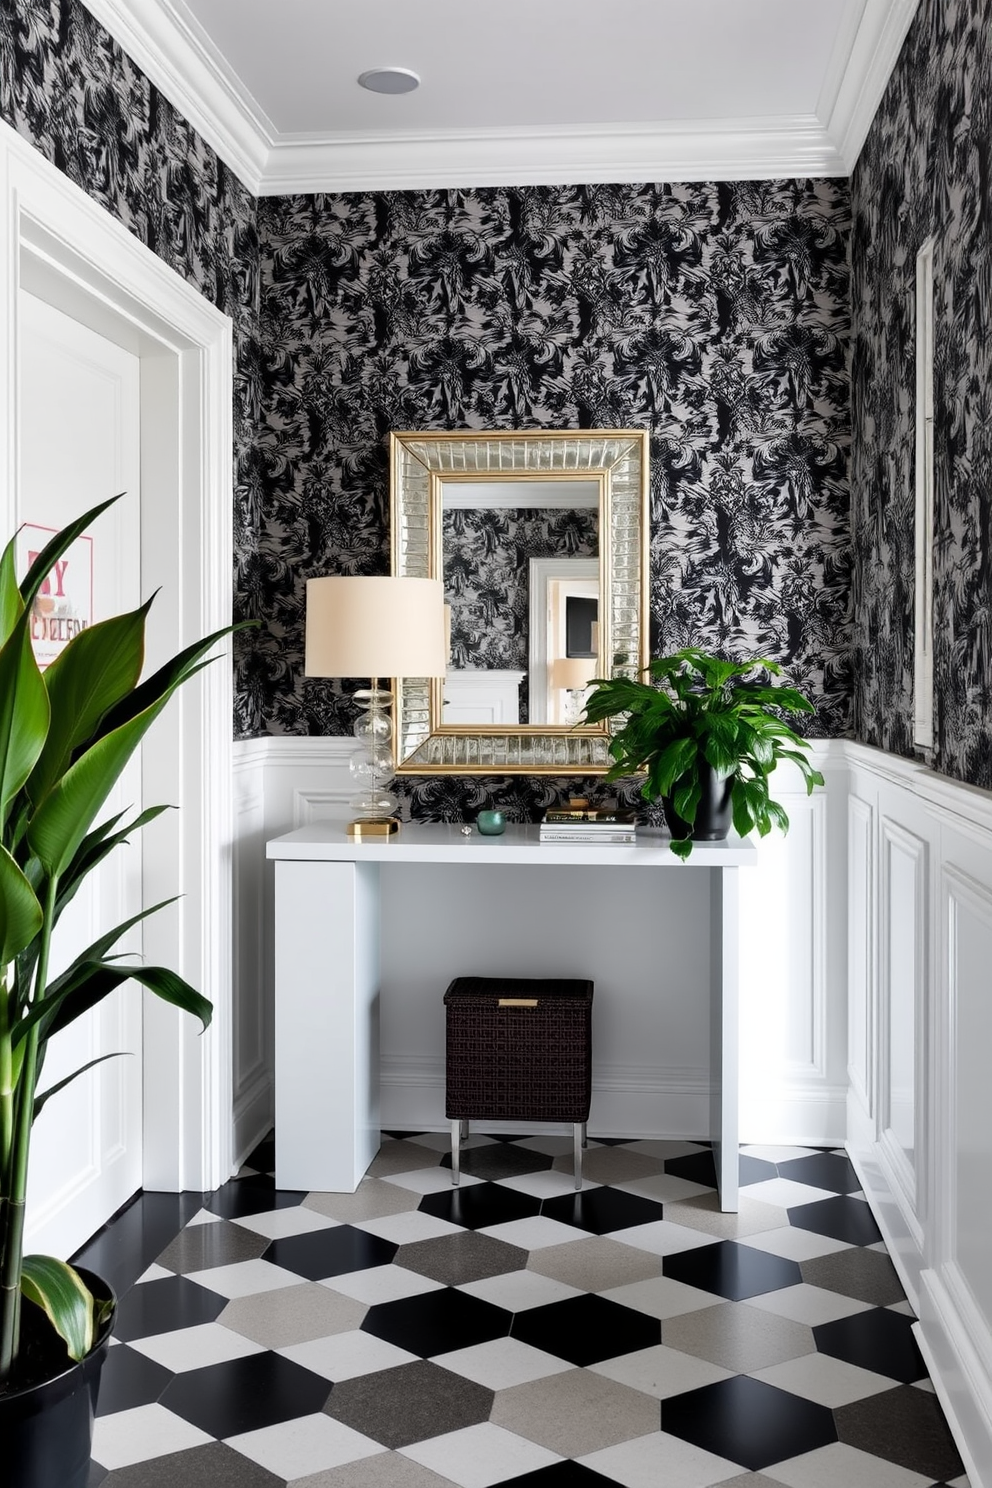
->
left=390, top=430, right=649, bottom=774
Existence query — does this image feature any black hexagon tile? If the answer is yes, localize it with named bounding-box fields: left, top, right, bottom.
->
left=511, top=1293, right=660, bottom=1366
left=813, top=1306, right=925, bottom=1383
left=663, top=1240, right=802, bottom=1300
left=662, top=1374, right=837, bottom=1470
left=419, top=1182, right=541, bottom=1231
left=541, top=1187, right=666, bottom=1236
left=264, top=1224, right=397, bottom=1280
left=787, top=1195, right=883, bottom=1246
left=362, top=1287, right=512, bottom=1356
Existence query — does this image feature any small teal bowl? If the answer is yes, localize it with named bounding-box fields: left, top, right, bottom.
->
left=476, top=810, right=506, bottom=836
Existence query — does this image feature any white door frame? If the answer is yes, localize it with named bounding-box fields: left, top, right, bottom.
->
left=528, top=557, right=599, bottom=724
left=0, top=119, right=235, bottom=1194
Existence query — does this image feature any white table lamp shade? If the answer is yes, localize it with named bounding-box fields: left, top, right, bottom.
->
left=551, top=655, right=598, bottom=690
left=305, top=576, right=447, bottom=678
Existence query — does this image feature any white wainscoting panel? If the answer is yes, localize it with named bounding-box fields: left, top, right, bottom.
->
left=846, top=743, right=992, bottom=1488
left=232, top=740, right=270, bottom=1163
left=847, top=791, right=874, bottom=1146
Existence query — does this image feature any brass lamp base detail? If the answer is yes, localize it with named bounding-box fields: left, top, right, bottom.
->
left=347, top=817, right=400, bottom=839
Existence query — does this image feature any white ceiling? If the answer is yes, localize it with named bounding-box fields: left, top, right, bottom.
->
left=84, top=0, right=920, bottom=194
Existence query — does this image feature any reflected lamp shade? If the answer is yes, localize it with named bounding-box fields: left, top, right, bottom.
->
left=551, top=655, right=598, bottom=691
left=305, top=576, right=447, bottom=679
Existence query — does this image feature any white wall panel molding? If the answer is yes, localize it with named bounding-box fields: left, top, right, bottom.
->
left=844, top=741, right=992, bottom=845
left=846, top=793, right=874, bottom=1136
left=877, top=816, right=927, bottom=1231
left=232, top=745, right=270, bottom=1162
left=843, top=742, right=992, bottom=1484
left=918, top=1266, right=992, bottom=1488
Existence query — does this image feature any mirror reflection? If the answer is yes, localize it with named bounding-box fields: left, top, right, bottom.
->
left=440, top=478, right=600, bottom=727
left=390, top=429, right=647, bottom=776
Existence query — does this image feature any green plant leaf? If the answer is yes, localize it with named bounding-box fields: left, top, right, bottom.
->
left=731, top=779, right=755, bottom=838
left=20, top=1255, right=94, bottom=1361
left=672, top=774, right=702, bottom=823
left=0, top=845, right=43, bottom=967
left=669, top=836, right=693, bottom=860
left=34, top=1052, right=128, bottom=1118
left=27, top=691, right=175, bottom=877
left=92, top=621, right=253, bottom=744
left=18, top=495, right=123, bottom=613
left=31, top=895, right=182, bottom=1024
left=55, top=805, right=173, bottom=921
left=0, top=535, right=22, bottom=647
left=765, top=799, right=791, bottom=833
left=23, top=959, right=211, bottom=1043
left=647, top=736, right=697, bottom=799
left=28, top=598, right=154, bottom=805
left=0, top=611, right=50, bottom=829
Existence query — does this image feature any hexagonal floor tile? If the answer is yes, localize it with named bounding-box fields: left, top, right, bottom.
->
left=362, top=1288, right=512, bottom=1357
left=324, top=1359, right=493, bottom=1448
left=510, top=1293, right=660, bottom=1367
left=662, top=1375, right=837, bottom=1471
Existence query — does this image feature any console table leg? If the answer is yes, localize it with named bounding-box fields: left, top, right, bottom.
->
left=712, top=865, right=740, bottom=1211
left=274, top=859, right=380, bottom=1192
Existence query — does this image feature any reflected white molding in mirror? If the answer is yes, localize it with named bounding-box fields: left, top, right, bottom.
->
left=390, top=429, right=649, bottom=775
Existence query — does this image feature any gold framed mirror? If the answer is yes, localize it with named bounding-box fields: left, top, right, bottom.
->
left=390, top=429, right=649, bottom=774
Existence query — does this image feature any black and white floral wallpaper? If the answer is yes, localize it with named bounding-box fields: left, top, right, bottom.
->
left=258, top=181, right=852, bottom=814
left=0, top=0, right=264, bottom=736
left=850, top=0, right=992, bottom=789
left=4, top=2, right=862, bottom=814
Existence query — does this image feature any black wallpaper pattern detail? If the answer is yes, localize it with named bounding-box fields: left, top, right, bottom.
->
left=0, top=0, right=263, bottom=738
left=0, top=8, right=855, bottom=805
left=850, top=0, right=992, bottom=788
left=258, top=183, right=851, bottom=814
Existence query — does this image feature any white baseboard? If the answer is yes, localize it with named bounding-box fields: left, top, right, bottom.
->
left=740, top=1085, right=848, bottom=1147
left=917, top=1271, right=992, bottom=1488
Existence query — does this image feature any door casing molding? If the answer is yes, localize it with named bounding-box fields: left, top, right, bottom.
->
left=0, top=118, right=234, bottom=1195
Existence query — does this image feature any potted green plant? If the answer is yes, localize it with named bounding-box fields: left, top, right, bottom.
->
left=581, top=647, right=824, bottom=858
left=0, top=496, right=240, bottom=1487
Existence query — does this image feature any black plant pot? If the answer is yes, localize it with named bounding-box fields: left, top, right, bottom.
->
left=663, top=763, right=734, bottom=842
left=0, top=1267, right=115, bottom=1488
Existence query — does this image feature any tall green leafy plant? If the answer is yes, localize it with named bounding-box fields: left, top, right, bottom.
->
left=582, top=648, right=824, bottom=858
left=0, top=496, right=239, bottom=1389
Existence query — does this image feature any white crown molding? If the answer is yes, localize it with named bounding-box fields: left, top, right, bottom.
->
left=259, top=118, right=846, bottom=195
left=81, top=0, right=270, bottom=192
left=81, top=0, right=919, bottom=192
left=826, top=0, right=922, bottom=171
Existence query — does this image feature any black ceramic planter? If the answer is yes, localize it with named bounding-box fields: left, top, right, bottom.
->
left=0, top=1268, right=115, bottom=1488
left=663, top=763, right=734, bottom=843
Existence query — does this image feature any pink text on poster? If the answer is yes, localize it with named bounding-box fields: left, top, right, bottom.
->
left=17, top=523, right=94, bottom=670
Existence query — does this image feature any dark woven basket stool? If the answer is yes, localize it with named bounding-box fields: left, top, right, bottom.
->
left=444, top=975, right=593, bottom=1190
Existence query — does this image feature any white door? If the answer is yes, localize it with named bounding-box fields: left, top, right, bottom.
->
left=19, top=289, right=144, bottom=1259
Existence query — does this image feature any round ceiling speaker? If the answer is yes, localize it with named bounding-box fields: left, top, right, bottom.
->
left=358, top=67, right=420, bottom=95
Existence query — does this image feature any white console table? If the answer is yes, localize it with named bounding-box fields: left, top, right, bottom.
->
left=266, top=823, right=756, bottom=1211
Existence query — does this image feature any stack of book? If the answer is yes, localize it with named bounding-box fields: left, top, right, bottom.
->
left=539, top=807, right=637, bottom=844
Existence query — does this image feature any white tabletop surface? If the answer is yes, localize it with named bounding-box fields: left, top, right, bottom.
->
left=266, top=821, right=757, bottom=866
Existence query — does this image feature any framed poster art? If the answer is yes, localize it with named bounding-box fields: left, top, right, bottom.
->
left=16, top=522, right=94, bottom=670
